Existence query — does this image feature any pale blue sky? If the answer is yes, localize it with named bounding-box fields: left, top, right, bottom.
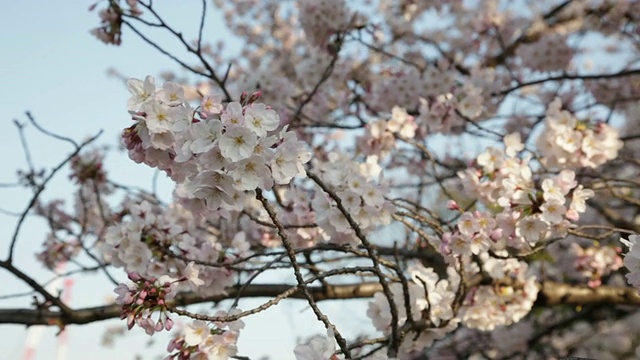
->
left=0, top=2, right=376, bottom=359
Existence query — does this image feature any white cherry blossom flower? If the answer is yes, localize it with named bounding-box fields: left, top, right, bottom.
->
left=457, top=91, right=483, bottom=119
left=127, top=75, right=155, bottom=110
left=361, top=183, right=385, bottom=207
left=220, top=101, right=244, bottom=126
left=516, top=215, right=548, bottom=245
left=201, top=94, right=224, bottom=116
left=470, top=233, right=491, bottom=255
left=229, top=155, right=273, bottom=190
left=450, top=233, right=471, bottom=256
left=198, top=147, right=227, bottom=171
left=184, top=320, right=210, bottom=347
left=158, top=81, right=184, bottom=106
left=541, top=178, right=565, bottom=203
left=190, top=119, right=223, bottom=154
left=144, top=101, right=186, bottom=135
left=476, top=147, right=504, bottom=173
left=293, top=330, right=337, bottom=360
left=555, top=170, right=578, bottom=193
left=556, top=130, right=583, bottom=152
left=202, top=339, right=237, bottom=360
left=149, top=131, right=174, bottom=150
left=244, top=103, right=280, bottom=137
left=504, top=132, right=524, bottom=157
left=458, top=212, right=480, bottom=236
left=337, top=189, right=361, bottom=212
left=270, top=142, right=308, bottom=184
left=121, top=241, right=153, bottom=274
left=570, top=185, right=594, bottom=213
left=388, top=106, right=416, bottom=138
left=540, top=199, right=567, bottom=224
left=184, top=261, right=205, bottom=291
left=219, top=125, right=257, bottom=162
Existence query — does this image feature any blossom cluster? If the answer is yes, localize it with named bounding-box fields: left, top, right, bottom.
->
left=100, top=200, right=237, bottom=297
left=620, top=234, right=640, bottom=290
left=69, top=150, right=108, bottom=185
left=36, top=234, right=80, bottom=270
left=292, top=329, right=396, bottom=360
left=253, top=186, right=324, bottom=248
left=358, top=106, right=416, bottom=158
left=311, top=153, right=395, bottom=246
left=460, top=256, right=538, bottom=331
left=89, top=0, right=141, bottom=45
left=417, top=81, right=485, bottom=134
left=166, top=315, right=244, bottom=360
left=427, top=321, right=533, bottom=359
left=516, top=34, right=574, bottom=72
left=368, top=67, right=424, bottom=112
left=457, top=133, right=595, bottom=251
left=297, top=0, right=351, bottom=48
left=34, top=149, right=114, bottom=270
left=293, top=329, right=338, bottom=360
left=556, top=242, right=623, bottom=288
left=546, top=311, right=640, bottom=360
left=70, top=0, right=640, bottom=357
left=365, top=63, right=496, bottom=137
left=123, top=76, right=311, bottom=216
left=366, top=265, right=459, bottom=357
left=587, top=75, right=640, bottom=120
left=114, top=272, right=177, bottom=335
left=537, top=97, right=624, bottom=169
left=71, top=150, right=115, bottom=232
left=365, top=72, right=486, bottom=140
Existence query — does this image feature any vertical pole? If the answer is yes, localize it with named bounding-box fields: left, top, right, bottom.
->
left=21, top=262, right=67, bottom=360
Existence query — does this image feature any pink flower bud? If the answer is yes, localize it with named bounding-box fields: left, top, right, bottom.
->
left=165, top=317, right=174, bottom=331
left=167, top=337, right=180, bottom=352
left=565, top=209, right=580, bottom=221
left=587, top=278, right=601, bottom=288
left=127, top=313, right=136, bottom=330
left=446, top=200, right=460, bottom=211
left=490, top=228, right=503, bottom=241
left=128, top=272, right=142, bottom=282
left=248, top=90, right=262, bottom=103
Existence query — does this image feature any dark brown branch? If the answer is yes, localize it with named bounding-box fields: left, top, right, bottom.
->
left=535, top=281, right=640, bottom=307
left=484, top=0, right=586, bottom=68
left=255, top=189, right=353, bottom=358
left=6, top=130, right=103, bottom=263
left=307, top=170, right=403, bottom=356
left=0, top=282, right=383, bottom=326
left=25, top=112, right=80, bottom=149
left=130, top=1, right=233, bottom=102
left=3, top=281, right=640, bottom=327
left=495, top=68, right=640, bottom=96
left=0, top=261, right=72, bottom=316
left=196, top=0, right=206, bottom=53
left=588, top=200, right=640, bottom=233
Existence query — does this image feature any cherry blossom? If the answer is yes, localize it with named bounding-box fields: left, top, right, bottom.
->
left=8, top=1, right=640, bottom=359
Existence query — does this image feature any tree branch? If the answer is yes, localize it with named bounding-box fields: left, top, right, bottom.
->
left=0, top=282, right=382, bottom=326
left=4, top=280, right=640, bottom=329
